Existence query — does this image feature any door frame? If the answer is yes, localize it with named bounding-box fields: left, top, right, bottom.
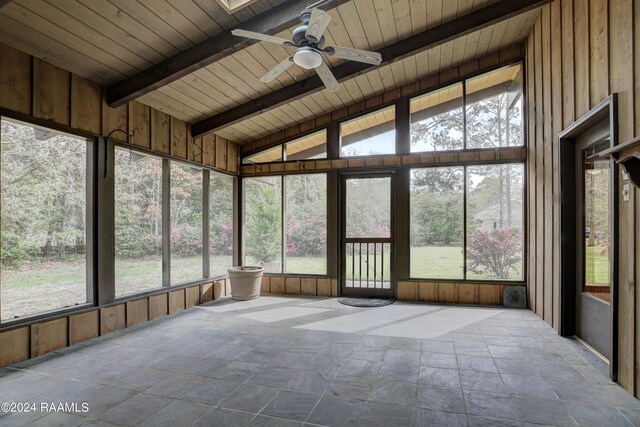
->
left=339, top=170, right=397, bottom=298
left=558, top=94, right=619, bottom=380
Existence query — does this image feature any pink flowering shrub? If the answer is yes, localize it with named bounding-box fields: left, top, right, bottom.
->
left=467, top=228, right=522, bottom=279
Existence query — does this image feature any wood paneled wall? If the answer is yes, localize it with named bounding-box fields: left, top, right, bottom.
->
left=398, top=281, right=506, bottom=305
left=525, top=0, right=639, bottom=396
left=0, top=43, right=239, bottom=174
left=260, top=275, right=507, bottom=306
left=0, top=278, right=230, bottom=368
left=260, top=275, right=339, bottom=298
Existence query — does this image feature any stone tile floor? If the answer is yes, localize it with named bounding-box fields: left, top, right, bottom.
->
left=1, top=295, right=639, bottom=426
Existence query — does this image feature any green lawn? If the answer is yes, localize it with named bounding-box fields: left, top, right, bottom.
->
left=2, top=244, right=544, bottom=320
left=411, top=246, right=525, bottom=281
left=0, top=255, right=232, bottom=320
left=585, top=245, right=610, bottom=285
left=410, top=246, right=464, bottom=279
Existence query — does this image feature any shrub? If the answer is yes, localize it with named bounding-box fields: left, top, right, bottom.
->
left=467, top=228, right=522, bottom=279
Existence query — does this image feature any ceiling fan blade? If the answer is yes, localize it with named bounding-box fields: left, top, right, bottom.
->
left=314, top=62, right=340, bottom=93
left=231, top=29, right=291, bottom=46
left=326, top=46, right=382, bottom=65
left=260, top=57, right=294, bottom=82
left=305, top=8, right=332, bottom=42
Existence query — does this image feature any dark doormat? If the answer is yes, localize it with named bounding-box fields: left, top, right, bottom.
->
left=338, top=297, right=395, bottom=307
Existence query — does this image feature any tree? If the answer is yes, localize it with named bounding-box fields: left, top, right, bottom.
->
left=410, top=168, right=464, bottom=247
left=114, top=150, right=163, bottom=259
left=584, top=161, right=610, bottom=248
left=1, top=120, right=86, bottom=267
left=285, top=174, right=326, bottom=257
left=467, top=229, right=522, bottom=279
left=244, top=178, right=281, bottom=265
left=411, top=107, right=463, bottom=151
left=169, top=163, right=203, bottom=258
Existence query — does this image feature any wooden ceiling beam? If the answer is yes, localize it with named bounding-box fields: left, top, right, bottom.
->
left=192, top=0, right=550, bottom=138
left=106, top=0, right=352, bottom=107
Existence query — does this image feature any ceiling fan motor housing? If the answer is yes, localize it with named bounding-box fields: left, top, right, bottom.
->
left=292, top=25, right=325, bottom=48
left=292, top=25, right=308, bottom=45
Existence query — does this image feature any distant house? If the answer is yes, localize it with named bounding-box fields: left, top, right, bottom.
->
left=474, top=202, right=523, bottom=231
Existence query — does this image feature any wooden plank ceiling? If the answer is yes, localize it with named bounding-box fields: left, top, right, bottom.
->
left=0, top=0, right=540, bottom=144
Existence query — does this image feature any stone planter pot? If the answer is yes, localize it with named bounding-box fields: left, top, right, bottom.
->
left=227, top=266, right=264, bottom=301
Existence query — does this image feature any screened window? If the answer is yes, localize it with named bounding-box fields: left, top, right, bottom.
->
left=466, top=64, right=523, bottom=149
left=210, top=172, right=234, bottom=277
left=467, top=164, right=524, bottom=280
left=284, top=174, right=327, bottom=274
left=285, top=130, right=327, bottom=160
left=244, top=145, right=282, bottom=164
left=170, top=162, right=204, bottom=284
left=114, top=149, right=163, bottom=297
left=410, top=83, right=464, bottom=152
left=341, top=106, right=396, bottom=157
left=410, top=163, right=524, bottom=281
left=1, top=118, right=87, bottom=320
left=345, top=177, right=391, bottom=238
left=410, top=167, right=464, bottom=279
left=244, top=176, right=282, bottom=273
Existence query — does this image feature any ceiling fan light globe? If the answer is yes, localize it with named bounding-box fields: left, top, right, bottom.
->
left=293, top=48, right=323, bottom=69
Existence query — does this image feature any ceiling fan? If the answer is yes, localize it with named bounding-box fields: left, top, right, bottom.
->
left=231, top=8, right=382, bottom=93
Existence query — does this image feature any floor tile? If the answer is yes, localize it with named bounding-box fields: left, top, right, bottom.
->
left=389, top=338, right=422, bottom=351
left=420, top=352, right=458, bottom=369
left=418, top=367, right=460, bottom=388
left=137, top=400, right=211, bottom=427
left=2, top=296, right=636, bottom=427
left=384, top=349, right=421, bottom=366
left=619, top=406, right=640, bottom=425
left=26, top=412, right=87, bottom=427
left=62, top=383, right=136, bottom=417
left=286, top=369, right=332, bottom=395
left=414, top=408, right=467, bottom=427
left=421, top=340, right=455, bottom=354
left=248, top=367, right=294, bottom=388
left=338, top=359, right=381, bottom=377
left=369, top=380, right=417, bottom=407
left=416, top=384, right=465, bottom=413
left=463, top=390, right=518, bottom=420
left=143, top=372, right=204, bottom=398
left=377, top=361, right=419, bottom=382
left=150, top=354, right=201, bottom=372
left=327, top=375, right=376, bottom=401
left=259, top=390, right=319, bottom=421
left=220, top=384, right=280, bottom=413
left=358, top=402, right=414, bottom=427
left=456, top=355, right=498, bottom=373
left=467, top=415, right=522, bottom=426
left=351, top=346, right=387, bottom=362
left=180, top=356, right=231, bottom=377
left=210, top=361, right=262, bottom=382
left=180, top=377, right=242, bottom=406
left=565, top=401, right=633, bottom=426
left=194, top=408, right=255, bottom=427
left=454, top=343, right=490, bottom=357
left=501, top=374, right=557, bottom=399
left=249, top=415, right=303, bottom=426
left=95, top=393, right=171, bottom=426
left=459, top=370, right=506, bottom=393
left=511, top=397, right=574, bottom=426
left=307, top=394, right=365, bottom=427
